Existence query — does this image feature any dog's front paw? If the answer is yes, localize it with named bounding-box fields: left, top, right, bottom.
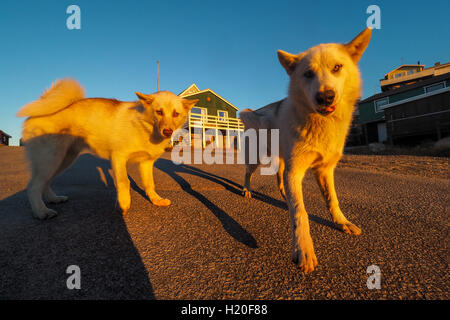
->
left=114, top=205, right=129, bottom=216
left=242, top=188, right=252, bottom=199
left=117, top=191, right=131, bottom=215
left=292, top=239, right=318, bottom=273
left=336, top=221, right=362, bottom=235
left=152, top=198, right=171, bottom=207
left=33, top=208, right=58, bottom=220
left=47, top=195, right=68, bottom=204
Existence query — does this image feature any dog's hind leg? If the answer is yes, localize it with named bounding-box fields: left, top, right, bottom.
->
left=243, top=163, right=258, bottom=199
left=26, top=137, right=72, bottom=219
left=111, top=155, right=131, bottom=215
left=44, top=141, right=81, bottom=204
left=313, top=165, right=362, bottom=235
left=277, top=157, right=286, bottom=200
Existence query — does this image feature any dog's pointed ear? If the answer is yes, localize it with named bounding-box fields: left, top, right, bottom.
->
left=135, top=92, right=155, bottom=105
left=182, top=98, right=198, bottom=110
left=277, top=50, right=300, bottom=75
left=344, top=28, right=372, bottom=63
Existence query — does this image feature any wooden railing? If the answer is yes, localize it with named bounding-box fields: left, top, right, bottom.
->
left=183, top=113, right=245, bottom=149
left=188, top=113, right=244, bottom=131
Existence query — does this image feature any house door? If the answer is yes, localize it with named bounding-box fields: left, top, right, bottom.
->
left=377, top=122, right=387, bottom=142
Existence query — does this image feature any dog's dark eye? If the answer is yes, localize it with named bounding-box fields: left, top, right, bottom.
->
left=303, top=70, right=314, bottom=79
left=173, top=111, right=179, bottom=117
left=156, top=109, right=163, bottom=116
left=332, top=64, right=343, bottom=73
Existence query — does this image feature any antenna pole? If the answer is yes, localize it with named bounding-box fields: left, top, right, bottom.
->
left=157, top=60, right=159, bottom=91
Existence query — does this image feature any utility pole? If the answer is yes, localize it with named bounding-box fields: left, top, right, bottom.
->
left=157, top=60, right=159, bottom=92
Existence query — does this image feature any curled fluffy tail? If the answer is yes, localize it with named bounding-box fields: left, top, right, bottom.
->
left=17, top=78, right=85, bottom=118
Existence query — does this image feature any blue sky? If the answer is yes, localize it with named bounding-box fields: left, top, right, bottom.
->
left=1, top=0, right=449, bottom=145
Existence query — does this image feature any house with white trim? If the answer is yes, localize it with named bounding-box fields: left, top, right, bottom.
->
left=177, top=84, right=244, bottom=148
left=0, top=130, right=11, bottom=146
left=357, top=62, right=450, bottom=144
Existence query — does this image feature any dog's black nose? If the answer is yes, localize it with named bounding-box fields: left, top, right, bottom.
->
left=315, top=90, right=335, bottom=106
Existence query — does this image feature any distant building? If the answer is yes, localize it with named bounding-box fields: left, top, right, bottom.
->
left=358, top=62, right=450, bottom=144
left=178, top=84, right=244, bottom=148
left=0, top=130, right=11, bottom=146
left=379, top=64, right=426, bottom=92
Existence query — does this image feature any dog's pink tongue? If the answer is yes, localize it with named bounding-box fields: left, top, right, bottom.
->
left=325, top=105, right=336, bottom=113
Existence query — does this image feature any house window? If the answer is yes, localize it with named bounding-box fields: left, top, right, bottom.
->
left=191, top=107, right=207, bottom=115
left=393, top=72, right=406, bottom=79
left=375, top=97, right=389, bottom=112
left=425, top=82, right=445, bottom=93
left=217, top=110, right=228, bottom=122
left=190, top=107, right=207, bottom=126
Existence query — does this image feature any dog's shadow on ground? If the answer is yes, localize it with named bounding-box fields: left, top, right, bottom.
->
left=0, top=154, right=155, bottom=299
left=129, top=159, right=258, bottom=249
left=152, top=158, right=339, bottom=233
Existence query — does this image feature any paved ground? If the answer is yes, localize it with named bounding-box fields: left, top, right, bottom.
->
left=0, top=146, right=448, bottom=299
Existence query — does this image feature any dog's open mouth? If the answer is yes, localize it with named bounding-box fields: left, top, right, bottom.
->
left=318, top=105, right=336, bottom=115
left=162, top=129, right=173, bottom=137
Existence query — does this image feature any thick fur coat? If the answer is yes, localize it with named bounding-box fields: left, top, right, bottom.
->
left=18, top=79, right=197, bottom=219
left=240, top=29, right=372, bottom=273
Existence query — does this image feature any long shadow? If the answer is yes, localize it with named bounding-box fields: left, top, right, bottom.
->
left=153, top=159, right=339, bottom=232
left=0, top=154, right=155, bottom=299
left=148, top=159, right=258, bottom=248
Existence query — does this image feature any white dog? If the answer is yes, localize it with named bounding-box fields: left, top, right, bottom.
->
left=17, top=79, right=197, bottom=219
left=240, top=29, right=372, bottom=272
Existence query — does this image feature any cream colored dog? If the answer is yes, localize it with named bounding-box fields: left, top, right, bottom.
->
left=17, top=79, right=197, bottom=219
left=240, top=29, right=372, bottom=273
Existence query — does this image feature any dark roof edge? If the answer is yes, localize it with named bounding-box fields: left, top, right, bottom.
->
left=0, top=130, right=12, bottom=138
left=360, top=72, right=450, bottom=104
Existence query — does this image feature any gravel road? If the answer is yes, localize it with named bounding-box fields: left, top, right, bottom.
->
left=0, top=146, right=448, bottom=299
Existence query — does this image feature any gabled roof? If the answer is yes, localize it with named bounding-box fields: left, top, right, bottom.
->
left=384, top=64, right=425, bottom=77
left=0, top=130, right=11, bottom=138
left=179, top=84, right=200, bottom=97
left=179, top=84, right=239, bottom=110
